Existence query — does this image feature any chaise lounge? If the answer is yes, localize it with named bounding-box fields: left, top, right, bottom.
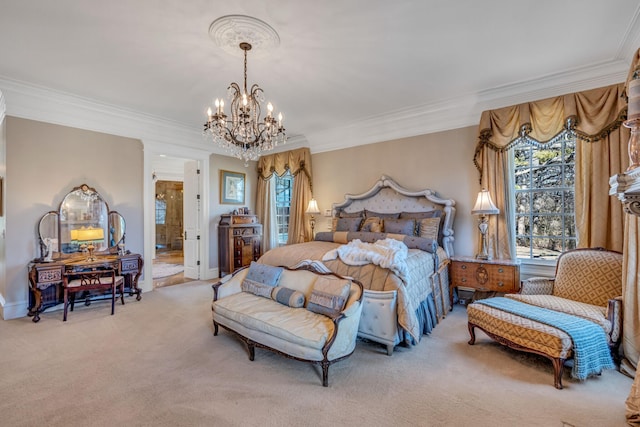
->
left=467, top=247, right=623, bottom=389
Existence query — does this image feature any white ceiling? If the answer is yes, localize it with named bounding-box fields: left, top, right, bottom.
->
left=1, top=1, right=640, bottom=157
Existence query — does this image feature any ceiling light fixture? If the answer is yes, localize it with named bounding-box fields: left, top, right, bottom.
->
left=204, top=16, right=286, bottom=166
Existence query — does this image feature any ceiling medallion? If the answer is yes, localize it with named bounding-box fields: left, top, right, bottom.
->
left=208, top=15, right=280, bottom=58
left=204, top=15, right=286, bottom=165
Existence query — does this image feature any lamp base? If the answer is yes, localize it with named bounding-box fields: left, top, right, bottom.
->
left=475, top=215, right=492, bottom=260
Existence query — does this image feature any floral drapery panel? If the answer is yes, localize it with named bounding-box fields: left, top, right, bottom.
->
left=474, top=83, right=629, bottom=259
left=255, top=147, right=313, bottom=246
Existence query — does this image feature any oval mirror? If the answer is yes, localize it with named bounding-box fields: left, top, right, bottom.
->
left=38, top=211, right=59, bottom=257
left=108, top=211, right=126, bottom=247
left=59, top=184, right=109, bottom=254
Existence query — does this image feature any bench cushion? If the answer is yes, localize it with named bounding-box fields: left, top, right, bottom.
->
left=213, top=292, right=334, bottom=350
left=467, top=302, right=573, bottom=359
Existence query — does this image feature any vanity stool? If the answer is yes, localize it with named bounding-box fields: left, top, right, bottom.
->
left=62, top=269, right=125, bottom=321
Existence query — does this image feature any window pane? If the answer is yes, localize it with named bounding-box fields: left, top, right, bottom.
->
left=515, top=192, right=531, bottom=214
left=564, top=138, right=575, bottom=162
left=563, top=163, right=575, bottom=187
left=532, top=215, right=563, bottom=237
left=533, top=165, right=562, bottom=189
left=515, top=215, right=530, bottom=236
left=563, top=191, right=574, bottom=213
left=564, top=215, right=575, bottom=236
left=532, top=191, right=562, bottom=213
left=515, top=168, right=530, bottom=189
left=515, top=237, right=531, bottom=258
left=531, top=238, right=563, bottom=259
left=514, top=147, right=531, bottom=168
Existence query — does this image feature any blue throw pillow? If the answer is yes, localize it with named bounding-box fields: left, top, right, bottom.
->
left=245, top=262, right=284, bottom=286
left=241, top=262, right=285, bottom=298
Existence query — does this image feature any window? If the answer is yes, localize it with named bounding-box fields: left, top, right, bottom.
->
left=513, top=133, right=576, bottom=260
left=155, top=197, right=167, bottom=225
left=275, top=171, right=294, bottom=245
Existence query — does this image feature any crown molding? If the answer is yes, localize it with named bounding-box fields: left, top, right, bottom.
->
left=0, top=76, right=222, bottom=155
left=308, top=58, right=630, bottom=153
left=0, top=53, right=633, bottom=157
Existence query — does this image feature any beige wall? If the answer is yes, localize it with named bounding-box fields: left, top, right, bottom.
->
left=208, top=154, right=258, bottom=271
left=3, top=117, right=143, bottom=319
left=311, top=125, right=480, bottom=256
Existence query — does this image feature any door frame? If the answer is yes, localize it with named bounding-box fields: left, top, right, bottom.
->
left=142, top=141, right=212, bottom=292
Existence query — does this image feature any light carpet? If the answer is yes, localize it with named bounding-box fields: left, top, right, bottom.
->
left=0, top=281, right=631, bottom=427
left=152, top=262, right=184, bottom=279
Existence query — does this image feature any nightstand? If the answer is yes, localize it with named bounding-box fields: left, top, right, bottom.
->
left=449, top=256, right=520, bottom=307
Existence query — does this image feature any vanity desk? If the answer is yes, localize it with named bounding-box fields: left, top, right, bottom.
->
left=28, top=253, right=143, bottom=322
left=28, top=183, right=143, bottom=322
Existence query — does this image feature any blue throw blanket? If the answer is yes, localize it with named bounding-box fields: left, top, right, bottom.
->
left=475, top=297, right=615, bottom=380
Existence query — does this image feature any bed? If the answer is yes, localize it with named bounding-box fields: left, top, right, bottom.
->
left=258, top=175, right=456, bottom=355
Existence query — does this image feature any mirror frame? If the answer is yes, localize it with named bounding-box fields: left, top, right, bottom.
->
left=37, top=184, right=126, bottom=259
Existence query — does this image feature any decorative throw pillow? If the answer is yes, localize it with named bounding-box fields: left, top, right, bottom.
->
left=419, top=217, right=441, bottom=241
left=271, top=286, right=306, bottom=308
left=338, top=210, right=364, bottom=218
left=365, top=210, right=400, bottom=219
left=307, top=276, right=351, bottom=318
left=383, top=218, right=416, bottom=235
left=399, top=211, right=434, bottom=219
left=331, top=217, right=338, bottom=232
left=360, top=216, right=383, bottom=232
left=335, top=217, right=362, bottom=232
left=241, top=262, right=284, bottom=298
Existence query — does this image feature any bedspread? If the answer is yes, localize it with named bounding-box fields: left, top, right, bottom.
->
left=257, top=241, right=437, bottom=342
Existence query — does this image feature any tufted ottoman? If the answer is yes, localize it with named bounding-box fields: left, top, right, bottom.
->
left=467, top=301, right=573, bottom=389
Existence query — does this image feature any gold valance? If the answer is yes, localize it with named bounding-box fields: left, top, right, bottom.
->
left=256, top=147, right=312, bottom=184
left=475, top=83, right=627, bottom=182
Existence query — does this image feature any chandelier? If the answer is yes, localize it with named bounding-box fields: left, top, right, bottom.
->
left=204, top=41, right=286, bottom=165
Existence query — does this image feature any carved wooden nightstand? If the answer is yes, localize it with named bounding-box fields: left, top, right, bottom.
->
left=449, top=256, right=520, bottom=307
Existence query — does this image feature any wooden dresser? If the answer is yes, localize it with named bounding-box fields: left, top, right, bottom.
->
left=218, top=214, right=262, bottom=277
left=449, top=256, right=520, bottom=307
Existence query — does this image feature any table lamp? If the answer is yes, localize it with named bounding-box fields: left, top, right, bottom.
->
left=471, top=189, right=499, bottom=260
left=76, top=226, right=105, bottom=261
left=305, top=198, right=321, bottom=239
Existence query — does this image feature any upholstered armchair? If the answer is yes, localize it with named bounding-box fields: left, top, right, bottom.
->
left=506, top=247, right=624, bottom=347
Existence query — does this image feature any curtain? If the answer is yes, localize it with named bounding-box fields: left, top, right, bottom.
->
left=475, top=83, right=629, bottom=259
left=624, top=49, right=640, bottom=425
left=255, top=175, right=278, bottom=252
left=256, top=147, right=313, bottom=245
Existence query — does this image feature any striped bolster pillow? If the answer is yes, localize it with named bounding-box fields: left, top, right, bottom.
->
left=271, top=286, right=306, bottom=308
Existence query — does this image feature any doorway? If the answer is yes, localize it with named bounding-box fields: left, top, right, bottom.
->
left=153, top=179, right=189, bottom=287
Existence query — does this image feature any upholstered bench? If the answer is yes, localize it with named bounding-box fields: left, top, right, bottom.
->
left=212, top=261, right=364, bottom=387
left=467, top=301, right=573, bottom=389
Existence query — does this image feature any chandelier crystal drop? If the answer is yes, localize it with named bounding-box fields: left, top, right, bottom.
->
left=204, top=42, right=286, bottom=166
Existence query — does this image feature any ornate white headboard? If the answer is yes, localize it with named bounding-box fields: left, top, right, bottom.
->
left=332, top=175, right=456, bottom=256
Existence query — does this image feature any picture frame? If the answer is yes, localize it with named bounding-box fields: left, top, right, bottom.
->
left=220, top=170, right=245, bottom=204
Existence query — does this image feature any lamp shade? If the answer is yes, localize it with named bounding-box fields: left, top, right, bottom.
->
left=75, top=227, right=105, bottom=242
left=472, top=189, right=499, bottom=215
left=305, top=198, right=321, bottom=215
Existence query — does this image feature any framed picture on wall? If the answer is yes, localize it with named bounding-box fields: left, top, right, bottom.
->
left=220, top=170, right=245, bottom=204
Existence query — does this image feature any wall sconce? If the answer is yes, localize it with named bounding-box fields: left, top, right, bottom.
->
left=305, top=198, right=321, bottom=239
left=471, top=189, right=499, bottom=260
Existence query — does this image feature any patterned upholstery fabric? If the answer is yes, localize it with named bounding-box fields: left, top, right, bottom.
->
left=553, top=249, right=623, bottom=307
left=520, top=277, right=555, bottom=295
left=467, top=303, right=573, bottom=359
